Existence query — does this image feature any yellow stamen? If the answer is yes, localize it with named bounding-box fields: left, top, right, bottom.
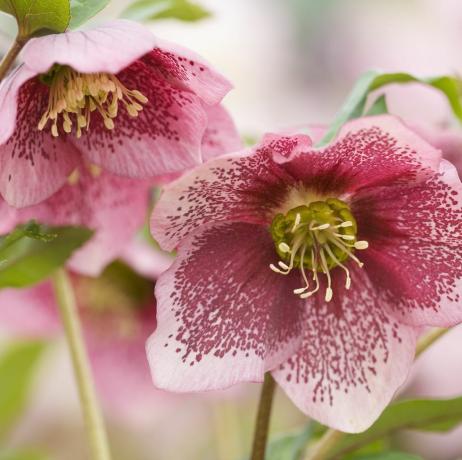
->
left=38, top=66, right=148, bottom=137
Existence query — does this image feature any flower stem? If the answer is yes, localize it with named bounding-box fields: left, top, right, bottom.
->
left=302, top=326, right=450, bottom=460
left=250, top=373, right=276, bottom=460
left=52, top=269, right=112, bottom=460
left=304, top=429, right=345, bottom=460
left=0, top=37, right=26, bottom=83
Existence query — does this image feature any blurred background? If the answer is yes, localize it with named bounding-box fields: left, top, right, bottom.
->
left=1, top=1, right=462, bottom=459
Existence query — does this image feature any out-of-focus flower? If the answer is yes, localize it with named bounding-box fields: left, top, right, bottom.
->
left=397, top=325, right=462, bottom=460
left=0, top=19, right=233, bottom=207
left=148, top=115, right=462, bottom=433
left=0, top=240, right=173, bottom=422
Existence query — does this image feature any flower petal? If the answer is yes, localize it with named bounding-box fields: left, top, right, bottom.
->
left=21, top=20, right=157, bottom=75
left=147, top=222, right=305, bottom=391
left=120, top=239, right=173, bottom=281
left=17, top=167, right=150, bottom=276
left=146, top=38, right=233, bottom=106
left=355, top=158, right=462, bottom=327
left=0, top=282, right=60, bottom=337
left=73, top=60, right=208, bottom=177
left=0, top=77, right=80, bottom=207
left=150, top=135, right=313, bottom=251
left=273, top=267, right=418, bottom=433
left=0, top=65, right=38, bottom=145
left=201, top=104, right=243, bottom=161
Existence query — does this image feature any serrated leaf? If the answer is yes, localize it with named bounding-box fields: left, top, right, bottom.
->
left=317, top=71, right=462, bottom=147
left=328, top=397, right=462, bottom=459
left=0, top=225, right=93, bottom=288
left=0, top=0, right=70, bottom=38
left=69, top=0, right=110, bottom=28
left=266, top=425, right=313, bottom=460
left=0, top=341, right=47, bottom=439
left=121, top=0, right=211, bottom=22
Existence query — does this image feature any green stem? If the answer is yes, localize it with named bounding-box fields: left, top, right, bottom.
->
left=302, top=327, right=450, bottom=460
left=250, top=373, right=276, bottom=460
left=303, top=429, right=345, bottom=460
left=0, top=37, right=26, bottom=82
left=52, top=269, right=112, bottom=460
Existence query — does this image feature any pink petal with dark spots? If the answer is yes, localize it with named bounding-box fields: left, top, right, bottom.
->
left=72, top=59, right=208, bottom=177
left=20, top=20, right=157, bottom=75
left=146, top=38, right=233, bottom=106
left=356, top=159, right=462, bottom=327
left=273, top=266, right=418, bottom=433
left=0, top=77, right=80, bottom=207
left=150, top=137, right=307, bottom=252
left=0, top=65, right=38, bottom=145
left=148, top=222, right=305, bottom=391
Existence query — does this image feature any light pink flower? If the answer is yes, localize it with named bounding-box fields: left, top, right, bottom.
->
left=0, top=241, right=172, bottom=421
left=148, top=115, right=462, bottom=432
left=0, top=20, right=233, bottom=207
left=1, top=163, right=151, bottom=276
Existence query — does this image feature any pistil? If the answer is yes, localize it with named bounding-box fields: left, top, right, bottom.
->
left=269, top=199, right=369, bottom=302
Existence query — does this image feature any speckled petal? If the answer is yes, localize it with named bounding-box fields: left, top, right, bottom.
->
left=148, top=222, right=305, bottom=391
left=73, top=61, right=208, bottom=177
left=273, top=266, right=418, bottom=433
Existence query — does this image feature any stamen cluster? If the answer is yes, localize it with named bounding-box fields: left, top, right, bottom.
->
left=269, top=198, right=368, bottom=302
left=38, top=65, right=148, bottom=138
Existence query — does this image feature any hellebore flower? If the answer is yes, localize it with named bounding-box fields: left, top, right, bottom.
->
left=148, top=115, right=462, bottom=432
left=0, top=241, right=173, bottom=421
left=0, top=19, right=233, bottom=207
left=0, top=93, right=241, bottom=276
left=1, top=163, right=151, bottom=276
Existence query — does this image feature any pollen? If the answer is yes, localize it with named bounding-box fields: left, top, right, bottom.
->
left=269, top=198, right=369, bottom=302
left=38, top=65, right=148, bottom=138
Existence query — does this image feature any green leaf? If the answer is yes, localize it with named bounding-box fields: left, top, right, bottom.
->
left=266, top=425, right=313, bottom=460
left=365, top=94, right=388, bottom=116
left=328, top=396, right=462, bottom=459
left=69, top=0, right=110, bottom=29
left=0, top=225, right=93, bottom=288
left=0, top=0, right=70, bottom=38
left=0, top=449, right=49, bottom=460
left=317, top=71, right=462, bottom=147
left=121, top=0, right=211, bottom=22
left=0, top=341, right=47, bottom=439
left=350, top=453, right=422, bottom=460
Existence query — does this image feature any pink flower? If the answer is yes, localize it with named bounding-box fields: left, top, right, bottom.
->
left=0, top=20, right=233, bottom=207
left=0, top=94, right=241, bottom=276
left=0, top=241, right=173, bottom=421
left=1, top=163, right=151, bottom=276
left=148, top=115, right=462, bottom=432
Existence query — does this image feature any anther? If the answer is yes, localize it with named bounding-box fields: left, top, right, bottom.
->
left=354, top=241, right=369, bottom=250
left=278, top=242, right=291, bottom=253
left=291, top=213, right=301, bottom=232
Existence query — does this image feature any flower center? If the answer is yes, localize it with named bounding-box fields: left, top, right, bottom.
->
left=38, top=65, right=148, bottom=138
left=269, top=198, right=368, bottom=302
